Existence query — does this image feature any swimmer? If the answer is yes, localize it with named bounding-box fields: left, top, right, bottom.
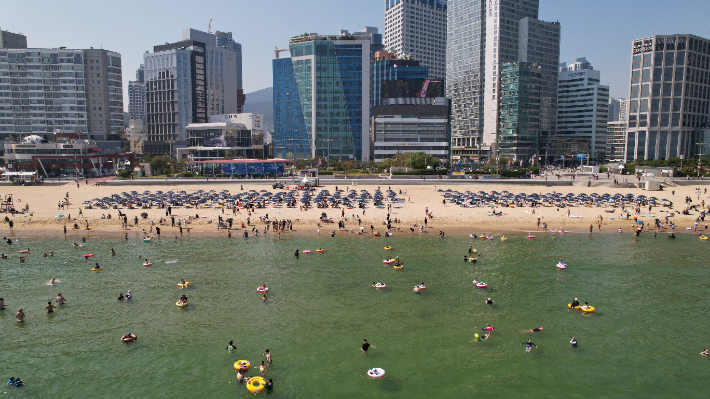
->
left=110, top=248, right=116, bottom=256
left=570, top=337, right=578, bottom=347
left=118, top=293, right=124, bottom=301
left=473, top=277, right=479, bottom=284
left=265, top=378, right=273, bottom=392
left=701, top=348, right=709, bottom=356
left=262, top=294, right=267, bottom=302
left=259, top=360, right=268, bottom=375
left=528, top=327, right=544, bottom=333
left=180, top=279, right=186, bottom=287
left=120, top=333, right=137, bottom=343
left=482, top=332, right=491, bottom=340
left=0, top=297, right=5, bottom=310
left=521, top=339, right=537, bottom=353
left=125, top=291, right=132, bottom=301
left=236, top=369, right=246, bottom=382
left=48, top=278, right=57, bottom=285
left=294, top=249, right=299, bottom=258
left=16, top=308, right=24, bottom=322
left=485, top=298, right=494, bottom=304
left=46, top=301, right=55, bottom=313
left=227, top=340, right=235, bottom=352
left=483, top=324, right=494, bottom=331
left=263, top=349, right=271, bottom=364
left=581, top=302, right=590, bottom=310
left=0, top=254, right=7, bottom=259
left=361, top=339, right=374, bottom=353
left=50, top=251, right=53, bottom=257
left=42, top=252, right=48, bottom=257
left=56, top=293, right=66, bottom=305
left=7, top=377, right=15, bottom=387
left=571, top=298, right=580, bottom=308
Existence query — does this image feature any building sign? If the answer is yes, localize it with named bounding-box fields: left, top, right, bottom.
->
left=566, top=71, right=587, bottom=78
left=382, top=79, right=444, bottom=99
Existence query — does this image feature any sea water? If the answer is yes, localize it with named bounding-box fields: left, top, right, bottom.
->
left=1, top=232, right=709, bottom=398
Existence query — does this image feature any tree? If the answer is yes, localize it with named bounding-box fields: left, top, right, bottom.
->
left=150, top=156, right=169, bottom=174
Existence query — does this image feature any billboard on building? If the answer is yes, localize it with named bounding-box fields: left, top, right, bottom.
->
left=221, top=162, right=285, bottom=175
left=382, top=79, right=444, bottom=99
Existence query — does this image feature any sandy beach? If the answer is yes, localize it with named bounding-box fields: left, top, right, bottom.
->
left=1, top=179, right=708, bottom=239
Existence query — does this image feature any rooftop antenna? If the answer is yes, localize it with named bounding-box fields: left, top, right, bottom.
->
left=208, top=19, right=212, bottom=34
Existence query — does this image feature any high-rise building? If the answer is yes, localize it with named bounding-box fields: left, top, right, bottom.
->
left=128, top=64, right=145, bottom=124
left=384, top=0, right=447, bottom=79
left=371, top=52, right=429, bottom=109
left=606, top=121, right=627, bottom=162
left=142, top=29, right=242, bottom=156
left=625, top=34, right=710, bottom=161
left=215, top=30, right=245, bottom=112
left=273, top=31, right=371, bottom=161
left=608, top=97, right=629, bottom=122
left=447, top=0, right=559, bottom=162
left=499, top=62, right=540, bottom=160
left=0, top=44, right=124, bottom=150
left=362, top=27, right=384, bottom=54
left=559, top=57, right=593, bottom=72
left=519, top=17, right=561, bottom=142
left=557, top=62, right=610, bottom=162
left=0, top=29, right=27, bottom=49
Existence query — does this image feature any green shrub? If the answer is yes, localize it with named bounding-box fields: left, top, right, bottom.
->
left=118, top=169, right=132, bottom=179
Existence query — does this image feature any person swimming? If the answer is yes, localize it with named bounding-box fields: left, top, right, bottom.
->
left=227, top=340, right=235, bottom=352
left=701, top=348, right=709, bottom=356
left=485, top=298, right=494, bottom=304
left=118, top=293, right=124, bottom=301
left=483, top=324, right=494, bottom=331
left=570, top=337, right=578, bottom=347
left=571, top=298, right=580, bottom=308
left=581, top=302, right=590, bottom=310
left=125, top=291, right=132, bottom=301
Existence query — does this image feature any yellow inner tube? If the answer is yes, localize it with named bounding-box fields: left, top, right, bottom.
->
left=384, top=246, right=392, bottom=250
left=393, top=265, right=404, bottom=269
left=177, top=282, right=190, bottom=287
left=234, top=360, right=250, bottom=372
left=91, top=267, right=101, bottom=271
left=247, top=376, right=266, bottom=393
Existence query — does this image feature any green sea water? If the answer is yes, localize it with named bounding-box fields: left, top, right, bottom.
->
left=1, top=231, right=709, bottom=398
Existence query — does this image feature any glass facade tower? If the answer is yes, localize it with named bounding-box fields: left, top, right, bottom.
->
left=371, top=59, right=428, bottom=109
left=499, top=62, right=540, bottom=160
left=273, top=33, right=371, bottom=161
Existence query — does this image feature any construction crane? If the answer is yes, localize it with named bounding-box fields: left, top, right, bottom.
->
left=274, top=46, right=289, bottom=59
left=208, top=19, right=212, bottom=34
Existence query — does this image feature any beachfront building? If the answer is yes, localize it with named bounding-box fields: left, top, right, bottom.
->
left=625, top=34, right=710, bottom=161
left=499, top=62, right=541, bottom=161
left=384, top=0, right=447, bottom=80
left=606, top=121, right=627, bottom=163
left=556, top=63, right=610, bottom=162
left=608, top=97, right=629, bottom=122
left=371, top=51, right=429, bottom=109
left=0, top=33, right=125, bottom=151
left=273, top=31, right=371, bottom=161
left=0, top=29, right=27, bottom=49
left=370, top=100, right=449, bottom=162
left=3, top=134, right=134, bottom=177
left=176, top=113, right=265, bottom=160
left=446, top=0, right=560, bottom=162
left=128, top=65, right=145, bottom=125
left=143, top=29, right=242, bottom=157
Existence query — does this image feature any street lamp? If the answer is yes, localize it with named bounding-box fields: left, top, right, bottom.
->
left=696, top=142, right=707, bottom=178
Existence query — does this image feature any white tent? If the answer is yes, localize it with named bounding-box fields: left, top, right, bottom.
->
left=301, top=176, right=310, bottom=183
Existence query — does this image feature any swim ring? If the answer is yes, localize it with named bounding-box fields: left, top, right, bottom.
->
left=383, top=259, right=394, bottom=264
left=701, top=236, right=708, bottom=240
left=257, top=286, right=269, bottom=293
left=581, top=306, right=595, bottom=313
left=367, top=368, right=386, bottom=378
left=91, top=267, right=102, bottom=271
left=393, top=265, right=404, bottom=270
left=384, top=246, right=392, bottom=250
left=177, top=282, right=190, bottom=288
left=374, top=233, right=380, bottom=237
left=568, top=303, right=580, bottom=309
left=120, top=333, right=137, bottom=343
left=416, top=284, right=426, bottom=290
left=19, top=249, right=30, bottom=254
left=467, top=257, right=477, bottom=262
left=234, top=360, right=251, bottom=372
left=303, top=250, right=311, bottom=254
left=316, top=249, right=324, bottom=253
left=143, top=261, right=153, bottom=267
left=84, top=227, right=91, bottom=230
left=247, top=376, right=267, bottom=393
left=501, top=237, right=508, bottom=241
left=475, top=282, right=488, bottom=289
left=374, top=283, right=386, bottom=289
left=527, top=234, right=536, bottom=239
left=556, top=262, right=567, bottom=270
left=176, top=300, right=187, bottom=307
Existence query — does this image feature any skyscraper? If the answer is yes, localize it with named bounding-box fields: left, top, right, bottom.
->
left=215, top=30, right=245, bottom=112
left=0, top=29, right=27, bottom=49
left=625, top=34, right=710, bottom=161
left=557, top=62, right=610, bottom=161
left=499, top=62, right=540, bottom=160
left=384, top=0, right=447, bottom=79
left=370, top=52, right=429, bottom=109
left=128, top=64, right=145, bottom=124
left=273, top=31, right=371, bottom=161
left=608, top=97, right=629, bottom=122
left=0, top=41, right=124, bottom=149
left=447, top=0, right=559, bottom=162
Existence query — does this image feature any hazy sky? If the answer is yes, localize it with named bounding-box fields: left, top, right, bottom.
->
left=3, top=0, right=709, bottom=108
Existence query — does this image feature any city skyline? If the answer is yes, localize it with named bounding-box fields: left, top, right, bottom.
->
left=2, top=0, right=710, bottom=109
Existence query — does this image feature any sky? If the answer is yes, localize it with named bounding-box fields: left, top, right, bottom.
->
left=3, top=0, right=710, bottom=109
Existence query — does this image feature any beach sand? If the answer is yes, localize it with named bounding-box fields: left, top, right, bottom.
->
left=0, top=180, right=707, bottom=239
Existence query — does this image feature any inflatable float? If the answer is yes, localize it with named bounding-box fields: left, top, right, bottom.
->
left=143, top=261, right=153, bottom=267
left=247, top=376, right=267, bottom=393
left=120, top=333, right=137, bottom=343
left=384, top=246, right=392, bottom=250
left=383, top=259, right=394, bottom=264
left=475, top=282, right=488, bottom=289
left=527, top=234, right=536, bottom=239
left=234, top=360, right=250, bottom=372
left=568, top=303, right=595, bottom=313
left=367, top=368, right=386, bottom=378
left=393, top=265, right=404, bottom=270
left=83, top=253, right=94, bottom=258
left=19, top=249, right=30, bottom=254
left=316, top=249, right=324, bottom=253
left=374, top=283, right=386, bottom=289
left=501, top=237, right=508, bottom=241
left=143, top=238, right=151, bottom=242
left=415, top=284, right=426, bottom=290
left=91, top=267, right=102, bottom=271
left=302, top=250, right=311, bottom=254
left=177, top=282, right=190, bottom=288
left=556, top=262, right=567, bottom=270
left=176, top=300, right=187, bottom=307
left=466, top=257, right=477, bottom=262
left=257, top=286, right=269, bottom=293
left=700, top=235, right=708, bottom=240
left=373, top=233, right=381, bottom=237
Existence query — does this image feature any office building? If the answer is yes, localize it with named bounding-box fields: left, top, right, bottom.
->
left=606, top=121, right=627, bottom=162
left=0, top=44, right=124, bottom=150
left=608, top=97, right=629, bottom=122
left=0, top=29, right=27, bottom=49
left=559, top=57, right=593, bottom=72
left=371, top=52, right=429, bottom=109
left=362, top=27, right=384, bottom=54
left=215, top=30, right=245, bottom=112
left=519, top=17, right=561, bottom=142
left=557, top=62, right=610, bottom=162
left=384, top=0, right=447, bottom=79
left=143, top=29, right=242, bottom=156
left=128, top=64, right=145, bottom=124
left=371, top=101, right=449, bottom=162
left=499, top=62, right=540, bottom=160
left=625, top=34, right=710, bottom=161
left=273, top=31, right=371, bottom=161
left=176, top=113, right=265, bottom=160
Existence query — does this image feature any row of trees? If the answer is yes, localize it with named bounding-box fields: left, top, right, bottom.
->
left=292, top=152, right=443, bottom=173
